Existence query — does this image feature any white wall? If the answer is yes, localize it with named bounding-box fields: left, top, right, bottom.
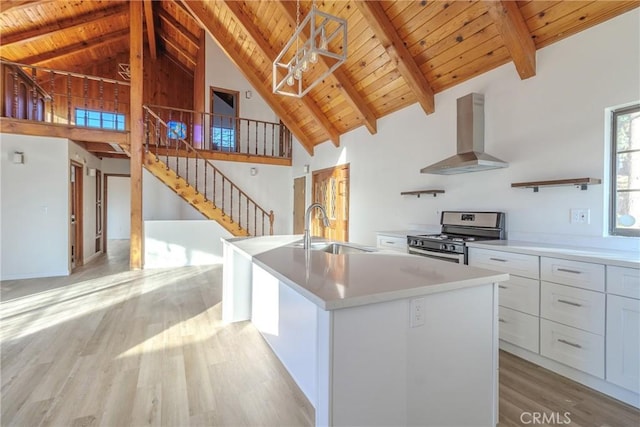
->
left=144, top=220, right=232, bottom=268
left=293, top=9, right=640, bottom=251
left=107, top=176, right=130, bottom=239
left=1, top=134, right=70, bottom=279
left=206, top=34, right=278, bottom=123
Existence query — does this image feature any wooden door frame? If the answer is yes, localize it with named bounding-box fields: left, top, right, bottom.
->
left=293, top=175, right=306, bottom=234
left=210, top=86, right=240, bottom=151
left=70, top=160, right=84, bottom=269
left=312, top=163, right=350, bottom=242
left=103, top=173, right=130, bottom=254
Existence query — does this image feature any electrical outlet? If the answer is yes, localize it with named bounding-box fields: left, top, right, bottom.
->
left=570, top=209, right=590, bottom=224
left=410, top=298, right=425, bottom=328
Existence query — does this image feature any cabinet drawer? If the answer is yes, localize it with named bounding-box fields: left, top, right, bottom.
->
left=376, top=235, right=407, bottom=253
left=540, top=319, right=604, bottom=379
left=498, top=276, right=540, bottom=316
left=498, top=307, right=539, bottom=353
left=468, top=248, right=539, bottom=279
left=540, top=281, right=605, bottom=335
left=606, top=295, right=640, bottom=393
left=541, top=257, right=604, bottom=292
left=607, top=266, right=640, bottom=299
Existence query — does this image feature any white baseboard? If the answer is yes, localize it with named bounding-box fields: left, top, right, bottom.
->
left=1, top=269, right=70, bottom=281
left=500, top=341, right=639, bottom=409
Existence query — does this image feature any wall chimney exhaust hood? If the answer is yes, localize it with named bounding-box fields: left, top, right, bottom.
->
left=421, top=93, right=508, bottom=175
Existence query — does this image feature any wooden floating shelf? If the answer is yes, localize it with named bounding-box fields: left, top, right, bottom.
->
left=511, top=178, right=601, bottom=192
left=400, top=189, right=445, bottom=198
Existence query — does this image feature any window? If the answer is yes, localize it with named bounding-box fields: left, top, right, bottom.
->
left=75, top=108, right=125, bottom=130
left=167, top=121, right=186, bottom=139
left=210, top=87, right=239, bottom=151
left=610, top=104, right=640, bottom=237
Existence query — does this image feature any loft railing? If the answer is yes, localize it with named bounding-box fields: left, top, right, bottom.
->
left=0, top=60, right=130, bottom=128
left=146, top=104, right=292, bottom=159
left=144, top=105, right=274, bottom=236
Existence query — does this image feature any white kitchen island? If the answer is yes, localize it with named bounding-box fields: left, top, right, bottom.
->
left=222, top=236, right=509, bottom=426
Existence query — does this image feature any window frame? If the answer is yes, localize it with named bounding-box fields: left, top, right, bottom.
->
left=75, top=108, right=125, bottom=131
left=609, top=104, right=640, bottom=237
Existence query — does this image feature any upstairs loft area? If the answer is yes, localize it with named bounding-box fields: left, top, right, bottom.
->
left=0, top=60, right=293, bottom=165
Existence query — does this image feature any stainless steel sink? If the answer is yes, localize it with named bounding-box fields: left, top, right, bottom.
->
left=291, top=241, right=376, bottom=254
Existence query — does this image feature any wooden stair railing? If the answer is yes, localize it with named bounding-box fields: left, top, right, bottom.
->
left=146, top=104, right=292, bottom=159
left=143, top=105, right=274, bottom=236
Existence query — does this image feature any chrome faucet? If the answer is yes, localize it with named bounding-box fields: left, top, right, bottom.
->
left=303, top=203, right=330, bottom=249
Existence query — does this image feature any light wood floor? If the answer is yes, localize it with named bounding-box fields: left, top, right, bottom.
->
left=1, top=240, right=638, bottom=426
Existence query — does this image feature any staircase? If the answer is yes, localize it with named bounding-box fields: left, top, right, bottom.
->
left=142, top=106, right=274, bottom=237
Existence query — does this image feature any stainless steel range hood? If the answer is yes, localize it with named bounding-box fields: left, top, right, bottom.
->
left=421, top=93, right=508, bottom=175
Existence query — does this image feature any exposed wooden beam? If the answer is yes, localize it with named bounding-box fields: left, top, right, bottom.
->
left=143, top=0, right=157, bottom=60
left=158, top=33, right=196, bottom=66
left=157, top=7, right=200, bottom=48
left=0, top=4, right=128, bottom=48
left=94, top=152, right=130, bottom=159
left=355, top=1, right=435, bottom=115
left=0, top=118, right=129, bottom=145
left=163, top=49, right=195, bottom=76
left=75, top=141, right=124, bottom=154
left=180, top=0, right=315, bottom=155
left=221, top=0, right=340, bottom=147
left=130, top=0, right=144, bottom=270
left=277, top=0, right=377, bottom=135
left=484, top=0, right=536, bottom=79
left=19, top=28, right=130, bottom=66
left=193, top=29, right=206, bottom=147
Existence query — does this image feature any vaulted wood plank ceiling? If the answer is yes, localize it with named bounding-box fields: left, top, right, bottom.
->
left=1, top=0, right=638, bottom=155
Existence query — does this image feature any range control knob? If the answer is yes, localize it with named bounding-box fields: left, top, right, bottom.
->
left=440, top=243, right=447, bottom=250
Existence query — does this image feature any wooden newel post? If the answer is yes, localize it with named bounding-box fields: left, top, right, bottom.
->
left=269, top=210, right=274, bottom=235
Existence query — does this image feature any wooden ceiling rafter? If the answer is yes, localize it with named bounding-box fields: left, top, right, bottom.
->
left=180, top=0, right=316, bottom=154
left=355, top=0, right=435, bottom=115
left=159, top=33, right=196, bottom=66
left=276, top=0, right=378, bottom=135
left=157, top=7, right=200, bottom=48
left=0, top=3, right=128, bottom=49
left=221, top=0, right=341, bottom=147
left=143, top=0, right=157, bottom=60
left=484, top=0, right=536, bottom=79
left=19, top=28, right=130, bottom=66
left=162, top=47, right=195, bottom=76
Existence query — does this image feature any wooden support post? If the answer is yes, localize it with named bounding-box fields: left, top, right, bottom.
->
left=193, top=29, right=206, bottom=148
left=130, top=0, right=144, bottom=269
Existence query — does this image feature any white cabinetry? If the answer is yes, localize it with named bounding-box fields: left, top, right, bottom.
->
left=539, top=256, right=605, bottom=378
left=606, top=266, right=640, bottom=394
left=469, top=242, right=640, bottom=408
left=468, top=248, right=540, bottom=353
left=376, top=233, right=408, bottom=253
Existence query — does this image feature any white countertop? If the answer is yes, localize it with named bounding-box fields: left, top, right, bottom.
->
left=467, top=240, right=639, bottom=268
left=222, top=235, right=302, bottom=258
left=227, top=236, right=508, bottom=310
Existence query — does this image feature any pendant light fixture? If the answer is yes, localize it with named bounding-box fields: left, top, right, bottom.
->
left=272, top=0, right=347, bottom=98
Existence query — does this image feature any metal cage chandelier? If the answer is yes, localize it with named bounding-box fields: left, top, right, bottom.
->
left=272, top=0, right=347, bottom=98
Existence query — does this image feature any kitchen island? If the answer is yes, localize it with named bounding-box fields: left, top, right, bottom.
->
left=222, top=236, right=509, bottom=426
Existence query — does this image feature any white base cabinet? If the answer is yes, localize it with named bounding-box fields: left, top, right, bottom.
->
left=468, top=244, right=640, bottom=409
left=606, top=295, right=640, bottom=393
left=250, top=264, right=498, bottom=426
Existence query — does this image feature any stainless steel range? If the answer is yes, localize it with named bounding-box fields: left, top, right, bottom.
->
left=407, top=211, right=505, bottom=264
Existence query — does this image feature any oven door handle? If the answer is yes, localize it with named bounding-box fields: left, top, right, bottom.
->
left=408, top=247, right=464, bottom=261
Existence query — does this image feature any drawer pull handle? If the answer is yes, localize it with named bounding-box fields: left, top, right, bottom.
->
left=557, top=338, right=582, bottom=349
left=385, top=241, right=396, bottom=244
left=498, top=285, right=507, bottom=289
left=557, top=268, right=582, bottom=274
left=498, top=318, right=506, bottom=323
left=489, top=258, right=507, bottom=262
left=557, top=299, right=582, bottom=307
